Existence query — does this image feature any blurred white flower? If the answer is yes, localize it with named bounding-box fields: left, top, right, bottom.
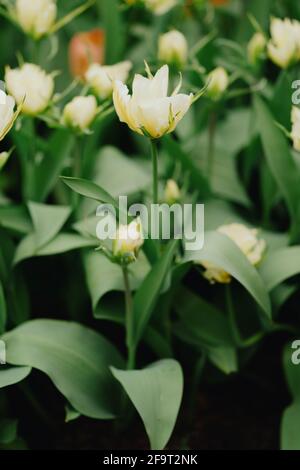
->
left=113, top=64, right=193, bottom=139
left=0, top=90, right=17, bottom=141
left=15, top=0, right=57, bottom=39
left=158, top=30, right=188, bottom=67
left=5, top=63, right=54, bottom=116
left=113, top=219, right=144, bottom=262
left=206, top=67, right=229, bottom=100
left=85, top=61, right=132, bottom=100
left=62, top=95, right=98, bottom=132
left=248, top=32, right=267, bottom=65
left=268, top=17, right=300, bottom=69
left=201, top=223, right=266, bottom=284
left=291, top=106, right=300, bottom=152
left=145, top=0, right=177, bottom=15
left=164, top=179, right=181, bottom=204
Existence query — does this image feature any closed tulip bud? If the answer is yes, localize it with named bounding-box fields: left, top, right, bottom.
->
left=69, top=29, right=105, bottom=79
left=85, top=61, right=132, bottom=100
left=291, top=106, right=300, bottom=152
left=113, top=219, right=144, bottom=264
left=201, top=223, right=266, bottom=284
left=15, top=0, right=57, bottom=40
left=158, top=30, right=188, bottom=68
left=62, top=95, right=98, bottom=132
left=206, top=67, right=229, bottom=101
left=5, top=63, right=54, bottom=116
left=144, top=0, right=177, bottom=15
left=113, top=64, right=193, bottom=139
left=0, top=89, right=18, bottom=141
left=248, top=32, right=267, bottom=65
left=268, top=17, right=300, bottom=69
left=165, top=179, right=181, bottom=204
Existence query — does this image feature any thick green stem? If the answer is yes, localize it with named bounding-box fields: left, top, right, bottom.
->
left=150, top=139, right=159, bottom=205
left=122, top=265, right=135, bottom=370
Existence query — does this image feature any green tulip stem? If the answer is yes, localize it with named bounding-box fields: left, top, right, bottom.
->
left=207, top=110, right=217, bottom=181
left=122, top=265, right=135, bottom=370
left=150, top=139, right=159, bottom=205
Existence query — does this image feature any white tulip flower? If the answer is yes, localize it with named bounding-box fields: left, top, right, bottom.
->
left=206, top=67, right=229, bottom=101
left=201, top=224, right=266, bottom=284
left=5, top=63, right=54, bottom=116
left=291, top=106, right=300, bottom=152
left=85, top=61, right=132, bottom=100
left=0, top=90, right=18, bottom=141
left=113, top=64, right=193, bottom=139
left=113, top=219, right=144, bottom=263
left=63, top=95, right=98, bottom=132
left=15, top=0, right=57, bottom=40
left=158, top=30, right=188, bottom=67
left=268, top=17, right=300, bottom=69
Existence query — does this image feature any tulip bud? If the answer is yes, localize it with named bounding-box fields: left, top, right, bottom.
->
left=291, top=106, right=300, bottom=152
left=144, top=0, right=177, bottom=15
left=113, top=64, right=193, bottom=139
left=62, top=95, right=98, bottom=132
left=15, top=0, right=57, bottom=39
left=69, top=29, right=105, bottom=79
left=5, top=63, right=54, bottom=116
left=248, top=32, right=266, bottom=65
left=0, top=89, right=17, bottom=141
left=206, top=67, right=229, bottom=101
left=164, top=179, right=181, bottom=204
left=268, top=17, right=300, bottom=69
left=85, top=61, right=132, bottom=100
left=201, top=223, right=266, bottom=284
left=113, top=219, right=144, bottom=264
left=158, top=30, right=188, bottom=68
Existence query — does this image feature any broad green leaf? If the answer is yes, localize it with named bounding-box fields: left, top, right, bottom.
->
left=84, top=250, right=150, bottom=313
left=174, top=287, right=234, bottom=347
left=0, top=281, right=6, bottom=334
left=111, top=359, right=183, bottom=450
left=254, top=95, right=300, bottom=239
left=184, top=231, right=271, bottom=317
left=207, top=346, right=238, bottom=375
left=0, top=366, right=31, bottom=389
left=0, top=206, right=32, bottom=235
left=61, top=177, right=117, bottom=208
left=3, top=320, right=124, bottom=419
left=14, top=233, right=97, bottom=264
left=28, top=202, right=71, bottom=249
left=259, top=247, right=300, bottom=291
left=93, top=146, right=151, bottom=198
left=133, top=240, right=179, bottom=345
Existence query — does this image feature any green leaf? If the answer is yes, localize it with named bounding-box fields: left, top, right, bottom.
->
left=133, top=240, right=179, bottom=345
left=281, top=346, right=300, bottom=450
left=184, top=231, right=271, bottom=318
left=174, top=287, right=234, bottom=347
left=65, top=403, right=81, bottom=423
left=254, top=95, right=300, bottom=240
left=207, top=346, right=238, bottom=375
left=111, top=359, right=183, bottom=450
left=28, top=202, right=71, bottom=250
left=0, top=205, right=32, bottom=235
left=0, top=366, right=31, bottom=389
left=84, top=250, right=150, bottom=313
left=61, top=177, right=117, bottom=208
left=14, top=233, right=97, bottom=264
left=259, top=246, right=300, bottom=291
left=3, top=320, right=124, bottom=419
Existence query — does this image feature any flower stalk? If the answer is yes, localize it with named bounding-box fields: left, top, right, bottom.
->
left=122, top=265, right=136, bottom=370
left=150, top=139, right=159, bottom=205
